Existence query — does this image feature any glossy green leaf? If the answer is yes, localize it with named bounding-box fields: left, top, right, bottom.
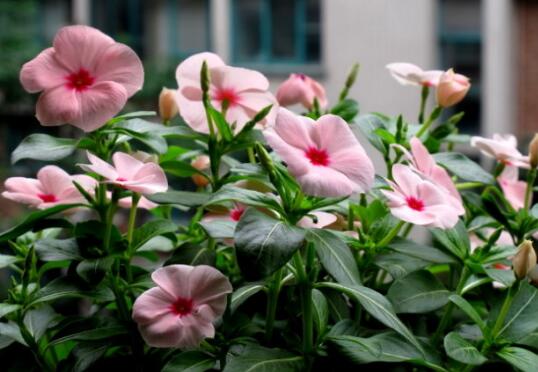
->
left=131, top=220, right=177, bottom=251
left=388, top=238, right=457, bottom=264
left=312, top=289, right=329, bottom=337
left=495, top=281, right=538, bottom=342
left=444, top=332, right=486, bottom=365
left=230, top=283, right=265, bottom=313
left=148, top=190, right=210, bottom=207
left=0, top=304, right=20, bottom=318
left=162, top=351, right=216, bottom=372
left=433, top=152, right=494, bottom=184
left=35, top=238, right=82, bottom=261
left=223, top=344, right=303, bottom=372
left=198, top=219, right=236, bottom=239
left=11, top=133, right=77, bottom=164
left=354, top=114, right=387, bottom=154
left=497, top=346, right=538, bottom=372
left=449, top=295, right=487, bottom=334
left=430, top=220, right=469, bottom=260
left=0, top=254, right=20, bottom=268
left=207, top=185, right=281, bottom=210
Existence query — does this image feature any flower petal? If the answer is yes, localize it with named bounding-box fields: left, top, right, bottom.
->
left=20, top=48, right=69, bottom=93
left=35, top=86, right=81, bottom=127
left=297, top=211, right=338, bottom=229
left=137, top=312, right=182, bottom=348
left=186, top=265, right=232, bottom=316
left=176, top=52, right=225, bottom=86
left=211, top=65, right=269, bottom=92
left=151, top=265, right=194, bottom=299
left=132, top=287, right=175, bottom=325
left=296, top=166, right=356, bottom=197
left=37, top=165, right=73, bottom=195
left=112, top=152, right=144, bottom=176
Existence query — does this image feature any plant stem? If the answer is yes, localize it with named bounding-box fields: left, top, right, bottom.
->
left=415, top=105, right=442, bottom=138
left=432, top=266, right=470, bottom=343
left=377, top=220, right=405, bottom=248
left=265, top=268, right=283, bottom=343
left=247, top=147, right=256, bottom=164
left=103, top=192, right=119, bottom=252
left=292, top=249, right=314, bottom=369
left=418, top=85, right=429, bottom=123
left=524, top=169, right=536, bottom=210
left=125, top=193, right=140, bottom=283
left=491, top=280, right=520, bottom=338
left=456, top=182, right=483, bottom=190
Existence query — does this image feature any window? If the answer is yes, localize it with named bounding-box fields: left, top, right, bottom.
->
left=232, top=0, right=321, bottom=68
left=167, top=0, right=211, bottom=59
left=438, top=0, right=482, bottom=134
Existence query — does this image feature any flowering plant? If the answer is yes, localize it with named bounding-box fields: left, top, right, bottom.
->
left=1, top=25, right=538, bottom=372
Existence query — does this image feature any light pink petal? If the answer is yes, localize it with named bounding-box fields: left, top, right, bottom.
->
left=328, top=147, right=375, bottom=193
left=381, top=189, right=407, bottom=207
left=35, top=85, right=81, bottom=127
left=386, top=63, right=424, bottom=86
left=223, top=105, right=253, bottom=133
left=276, top=76, right=310, bottom=107
left=187, top=265, right=232, bottom=316
left=271, top=107, right=315, bottom=150
left=390, top=206, right=437, bottom=225
left=420, top=70, right=444, bottom=87
left=130, top=163, right=168, bottom=194
left=308, top=77, right=328, bottom=108
left=176, top=52, right=225, bottom=86
left=175, top=315, right=215, bottom=349
left=237, top=91, right=277, bottom=120
left=112, top=152, right=144, bottom=176
left=263, top=129, right=311, bottom=176
left=132, top=287, right=175, bottom=325
left=52, top=25, right=114, bottom=72
left=314, top=114, right=362, bottom=153
left=410, top=137, right=435, bottom=175
left=211, top=65, right=269, bottom=92
left=94, top=42, right=144, bottom=97
left=118, top=196, right=157, bottom=210
left=79, top=152, right=119, bottom=180
left=425, top=205, right=460, bottom=229
left=137, top=312, right=182, bottom=348
left=296, top=166, right=357, bottom=197
left=391, top=164, right=422, bottom=197
left=151, top=265, right=193, bottom=299
left=70, top=81, right=128, bottom=132
left=71, top=175, right=98, bottom=193
left=37, top=165, right=73, bottom=195
left=297, top=212, right=338, bottom=229
left=20, top=48, right=69, bottom=93
left=499, top=176, right=526, bottom=211
left=416, top=181, right=447, bottom=206
left=176, top=89, right=208, bottom=133
left=4, top=177, right=42, bottom=195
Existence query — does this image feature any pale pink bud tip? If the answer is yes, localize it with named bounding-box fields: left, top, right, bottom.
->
left=276, top=73, right=328, bottom=110
left=436, top=68, right=471, bottom=108
left=159, top=87, right=178, bottom=121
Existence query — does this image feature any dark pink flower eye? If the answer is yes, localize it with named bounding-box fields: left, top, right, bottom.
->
left=170, top=297, right=194, bottom=317
left=230, top=206, right=245, bottom=221
left=305, top=147, right=330, bottom=166
left=65, top=68, right=95, bottom=91
left=213, top=88, right=240, bottom=107
left=406, top=196, right=424, bottom=211
left=37, top=193, right=57, bottom=203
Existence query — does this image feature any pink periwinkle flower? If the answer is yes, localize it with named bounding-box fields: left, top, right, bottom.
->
left=498, top=166, right=527, bottom=210
left=20, top=25, right=144, bottom=132
left=118, top=196, right=157, bottom=210
left=394, top=137, right=464, bottom=215
left=470, top=134, right=529, bottom=168
left=79, top=152, right=168, bottom=195
left=132, top=264, right=232, bottom=348
left=2, top=165, right=97, bottom=209
left=175, top=52, right=277, bottom=134
left=297, top=211, right=338, bottom=229
left=276, top=73, right=328, bottom=110
left=386, top=63, right=443, bottom=87
left=264, top=108, right=375, bottom=197
left=382, top=164, right=461, bottom=229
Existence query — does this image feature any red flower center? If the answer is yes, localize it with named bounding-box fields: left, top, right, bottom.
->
left=406, top=196, right=424, bottom=211
left=170, top=297, right=194, bottom=317
left=38, top=193, right=57, bottom=203
left=213, top=88, right=240, bottom=107
left=66, top=68, right=95, bottom=91
left=230, top=206, right=245, bottom=221
left=116, top=177, right=128, bottom=182
left=305, top=147, right=330, bottom=166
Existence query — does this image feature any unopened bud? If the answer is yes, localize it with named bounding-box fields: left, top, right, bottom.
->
left=529, top=133, right=538, bottom=168
left=158, top=87, right=178, bottom=122
left=436, top=68, right=471, bottom=108
left=513, top=240, right=537, bottom=280
left=191, top=155, right=210, bottom=187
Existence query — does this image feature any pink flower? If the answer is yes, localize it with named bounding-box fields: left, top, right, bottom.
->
left=276, top=73, right=328, bottom=109
left=2, top=165, right=97, bottom=209
left=175, top=52, right=277, bottom=134
left=436, top=69, right=471, bottom=108
left=394, top=137, right=464, bottom=215
left=203, top=204, right=246, bottom=224
left=386, top=63, right=443, bottom=87
left=118, top=196, right=157, bottom=210
left=132, top=264, right=232, bottom=348
left=471, top=134, right=529, bottom=168
left=264, top=108, right=375, bottom=197
left=382, top=164, right=460, bottom=229
left=79, top=152, right=168, bottom=194
left=20, top=25, right=143, bottom=132
left=470, top=228, right=514, bottom=251
left=297, top=211, right=338, bottom=229
left=498, top=166, right=527, bottom=210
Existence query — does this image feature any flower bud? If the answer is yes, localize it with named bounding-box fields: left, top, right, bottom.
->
left=513, top=240, right=537, bottom=280
left=158, top=87, right=178, bottom=121
left=436, top=69, right=471, bottom=108
left=191, top=155, right=210, bottom=187
left=529, top=133, right=538, bottom=168
left=276, top=73, right=327, bottom=109
left=131, top=151, right=158, bottom=164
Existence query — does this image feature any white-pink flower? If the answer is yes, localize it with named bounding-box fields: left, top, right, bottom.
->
left=264, top=108, right=375, bottom=197
left=297, top=211, right=338, bottom=229
left=20, top=25, right=143, bottom=132
left=132, top=264, right=232, bottom=348
left=386, top=63, right=443, bottom=87
left=175, top=52, right=277, bottom=134
left=394, top=137, right=464, bottom=215
left=498, top=166, right=527, bottom=210
left=79, top=152, right=168, bottom=195
left=2, top=165, right=97, bottom=209
left=276, top=73, right=328, bottom=109
left=470, top=134, right=529, bottom=168
left=382, top=164, right=460, bottom=229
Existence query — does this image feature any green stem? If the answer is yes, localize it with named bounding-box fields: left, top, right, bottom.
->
left=377, top=220, right=405, bottom=248
left=103, top=192, right=119, bottom=252
left=524, top=169, right=536, bottom=210
left=299, top=282, right=314, bottom=359
left=432, top=266, right=470, bottom=343
left=247, top=147, right=256, bottom=164
left=125, top=193, right=140, bottom=283
left=491, top=280, right=520, bottom=338
left=418, top=85, right=430, bottom=123
left=265, top=268, right=283, bottom=343
left=456, top=182, right=484, bottom=190
left=415, top=105, right=442, bottom=138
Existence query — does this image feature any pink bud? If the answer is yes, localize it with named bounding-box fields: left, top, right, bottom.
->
left=276, top=73, right=327, bottom=110
left=191, top=155, right=210, bottom=187
left=436, top=69, right=471, bottom=108
left=159, top=87, right=178, bottom=121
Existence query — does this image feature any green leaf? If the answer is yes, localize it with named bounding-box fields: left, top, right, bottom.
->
left=484, top=267, right=516, bottom=287
left=375, top=252, right=430, bottom=279
left=71, top=341, right=110, bottom=372
left=0, top=304, right=20, bottom=318
left=207, top=185, right=281, bottom=211
left=24, top=305, right=59, bottom=340
left=430, top=220, right=469, bottom=260
left=11, top=133, right=77, bottom=164
left=147, top=190, right=210, bottom=207
left=497, top=346, right=538, bottom=372
left=235, top=209, right=305, bottom=279
left=230, top=283, right=265, bottom=313
left=353, top=114, right=387, bottom=154
left=109, top=111, right=156, bottom=123
left=449, top=295, right=488, bottom=334
left=162, top=351, right=216, bottom=372
left=76, top=257, right=114, bottom=284
left=444, top=332, right=487, bottom=365
left=0, top=254, right=20, bottom=268
left=208, top=106, right=234, bottom=142
left=0, top=322, right=25, bottom=346
left=223, top=344, right=303, bottom=372
left=319, top=282, right=423, bottom=354
left=0, top=204, right=82, bottom=243
left=35, top=238, right=82, bottom=261
left=330, top=99, right=359, bottom=122
left=131, top=220, right=177, bottom=251
left=49, top=325, right=128, bottom=347
left=198, top=219, right=236, bottom=239
left=387, top=270, right=450, bottom=313
left=137, top=236, right=175, bottom=252
left=388, top=238, right=457, bottom=264
left=166, top=244, right=215, bottom=266
left=312, top=289, right=329, bottom=336
left=28, top=278, right=113, bottom=306
left=160, top=160, right=204, bottom=178
left=328, top=335, right=382, bottom=363
left=433, top=152, right=494, bottom=184
left=495, top=281, right=538, bottom=342
left=306, top=229, right=361, bottom=286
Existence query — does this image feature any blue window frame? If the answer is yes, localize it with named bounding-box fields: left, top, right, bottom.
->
left=166, top=0, right=211, bottom=59
left=438, top=0, right=482, bottom=134
left=231, top=0, right=320, bottom=69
